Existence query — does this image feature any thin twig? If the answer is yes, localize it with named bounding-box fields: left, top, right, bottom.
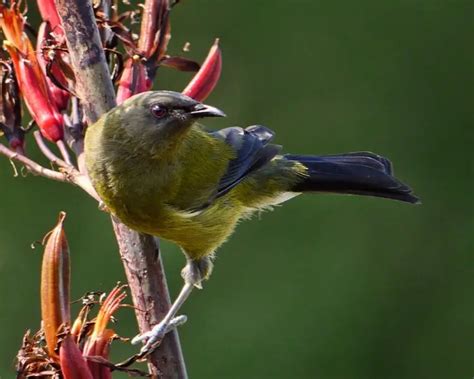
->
left=33, top=131, right=70, bottom=169
left=56, top=140, right=73, bottom=166
left=0, top=143, right=68, bottom=183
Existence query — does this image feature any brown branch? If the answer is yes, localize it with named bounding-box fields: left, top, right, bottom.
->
left=53, top=1, right=187, bottom=377
left=53, top=1, right=115, bottom=123
left=112, top=224, right=188, bottom=377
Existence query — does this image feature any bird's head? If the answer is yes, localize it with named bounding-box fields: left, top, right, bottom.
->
left=107, top=90, right=225, bottom=154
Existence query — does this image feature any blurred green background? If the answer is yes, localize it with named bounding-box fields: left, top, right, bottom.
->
left=1, top=1, right=472, bottom=378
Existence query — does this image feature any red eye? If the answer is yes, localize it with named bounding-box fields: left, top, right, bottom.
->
left=151, top=104, right=167, bottom=118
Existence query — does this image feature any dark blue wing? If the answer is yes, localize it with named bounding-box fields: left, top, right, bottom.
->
left=210, top=124, right=281, bottom=198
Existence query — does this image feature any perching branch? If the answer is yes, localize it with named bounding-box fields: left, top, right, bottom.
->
left=0, top=143, right=99, bottom=201
left=53, top=0, right=187, bottom=377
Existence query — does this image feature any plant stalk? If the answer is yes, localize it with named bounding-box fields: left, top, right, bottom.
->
left=53, top=0, right=187, bottom=377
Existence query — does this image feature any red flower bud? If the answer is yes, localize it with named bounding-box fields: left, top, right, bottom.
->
left=1, top=5, right=64, bottom=141
left=37, top=22, right=70, bottom=112
left=182, top=39, right=222, bottom=101
left=116, top=57, right=151, bottom=104
left=16, top=55, right=64, bottom=141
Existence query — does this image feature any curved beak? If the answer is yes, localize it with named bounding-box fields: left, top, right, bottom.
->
left=189, top=103, right=226, bottom=118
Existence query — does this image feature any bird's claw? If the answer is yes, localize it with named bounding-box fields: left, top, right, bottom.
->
left=131, top=315, right=187, bottom=355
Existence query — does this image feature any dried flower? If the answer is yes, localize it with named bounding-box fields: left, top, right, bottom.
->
left=0, top=60, right=24, bottom=150
left=17, top=213, right=135, bottom=378
left=83, top=285, right=127, bottom=378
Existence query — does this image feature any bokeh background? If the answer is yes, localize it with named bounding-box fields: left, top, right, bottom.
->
left=0, top=1, right=472, bottom=378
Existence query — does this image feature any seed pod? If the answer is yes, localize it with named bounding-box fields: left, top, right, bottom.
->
left=41, top=212, right=70, bottom=359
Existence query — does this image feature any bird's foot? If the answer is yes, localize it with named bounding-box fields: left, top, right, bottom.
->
left=131, top=315, right=187, bottom=355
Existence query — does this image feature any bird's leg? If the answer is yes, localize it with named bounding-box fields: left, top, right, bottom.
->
left=132, top=282, right=193, bottom=354
left=131, top=256, right=213, bottom=354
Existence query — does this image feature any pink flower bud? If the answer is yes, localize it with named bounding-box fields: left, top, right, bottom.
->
left=183, top=39, right=222, bottom=101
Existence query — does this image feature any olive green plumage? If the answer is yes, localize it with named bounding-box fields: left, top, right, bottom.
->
left=85, top=90, right=419, bottom=351
left=85, top=90, right=418, bottom=282
left=85, top=91, right=306, bottom=262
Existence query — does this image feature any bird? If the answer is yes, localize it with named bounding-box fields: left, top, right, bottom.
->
left=84, top=90, right=419, bottom=353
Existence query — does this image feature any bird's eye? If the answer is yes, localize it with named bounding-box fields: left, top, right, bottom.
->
left=150, top=104, right=167, bottom=119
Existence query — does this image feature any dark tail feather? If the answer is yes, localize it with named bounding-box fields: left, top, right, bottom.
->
left=285, top=152, right=420, bottom=204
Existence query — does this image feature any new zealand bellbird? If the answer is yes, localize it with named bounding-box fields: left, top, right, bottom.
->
left=85, top=90, right=419, bottom=352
